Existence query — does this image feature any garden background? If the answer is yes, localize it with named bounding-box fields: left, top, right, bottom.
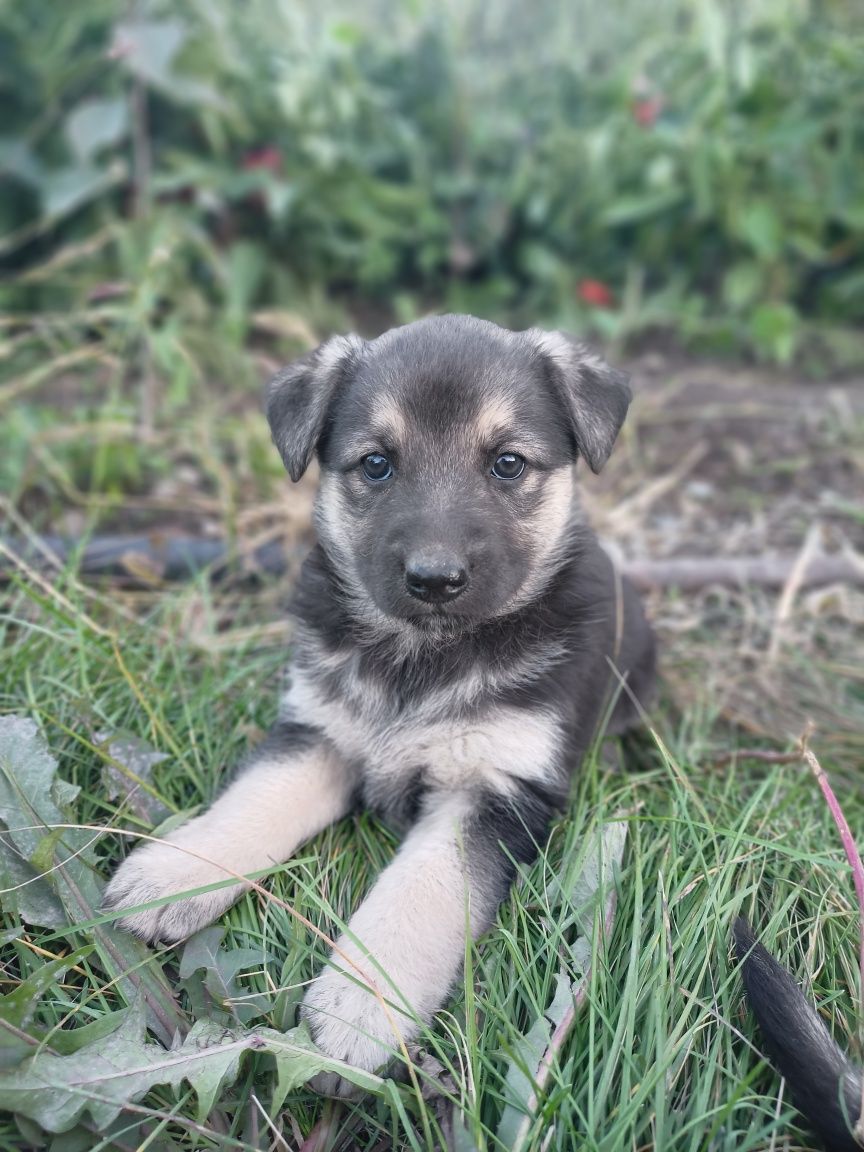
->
left=1, top=2, right=863, bottom=1150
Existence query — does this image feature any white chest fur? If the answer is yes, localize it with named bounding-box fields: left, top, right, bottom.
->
left=281, top=663, right=561, bottom=796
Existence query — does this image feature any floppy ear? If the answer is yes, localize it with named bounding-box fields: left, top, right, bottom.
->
left=528, top=330, right=632, bottom=473
left=266, top=334, right=365, bottom=482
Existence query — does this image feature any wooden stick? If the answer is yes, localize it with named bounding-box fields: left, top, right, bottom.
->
left=0, top=533, right=296, bottom=584
left=708, top=747, right=803, bottom=769
left=622, top=552, right=864, bottom=592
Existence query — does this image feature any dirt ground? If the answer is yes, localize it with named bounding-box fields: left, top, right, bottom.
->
left=592, top=355, right=864, bottom=766
left=597, top=354, right=864, bottom=555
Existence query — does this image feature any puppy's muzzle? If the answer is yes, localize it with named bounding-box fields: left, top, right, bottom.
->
left=405, top=556, right=468, bottom=603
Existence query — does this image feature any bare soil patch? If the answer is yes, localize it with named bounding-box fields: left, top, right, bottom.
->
left=589, top=356, right=864, bottom=767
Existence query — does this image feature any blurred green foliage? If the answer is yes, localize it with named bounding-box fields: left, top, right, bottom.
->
left=1, top=0, right=863, bottom=373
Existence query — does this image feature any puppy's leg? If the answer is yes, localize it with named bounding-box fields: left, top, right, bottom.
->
left=302, top=785, right=554, bottom=1092
left=104, top=724, right=354, bottom=943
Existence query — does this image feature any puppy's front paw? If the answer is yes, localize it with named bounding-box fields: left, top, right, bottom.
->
left=103, top=834, right=245, bottom=944
left=301, top=961, right=418, bottom=1096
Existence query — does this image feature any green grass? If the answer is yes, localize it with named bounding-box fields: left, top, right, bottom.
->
left=1, top=565, right=861, bottom=1151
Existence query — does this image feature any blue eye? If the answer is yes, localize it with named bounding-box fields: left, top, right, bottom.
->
left=362, top=453, right=393, bottom=482
left=491, top=453, right=525, bottom=480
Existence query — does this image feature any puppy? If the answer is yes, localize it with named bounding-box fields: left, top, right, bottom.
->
left=104, top=314, right=656, bottom=1090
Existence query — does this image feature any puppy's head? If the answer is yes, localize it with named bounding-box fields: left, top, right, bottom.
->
left=267, top=315, right=630, bottom=629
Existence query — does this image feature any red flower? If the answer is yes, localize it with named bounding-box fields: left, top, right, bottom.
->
left=242, top=146, right=282, bottom=174
left=577, top=279, right=615, bottom=308
left=632, top=97, right=663, bottom=127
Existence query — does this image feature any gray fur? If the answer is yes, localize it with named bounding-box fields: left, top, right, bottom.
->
left=105, top=314, right=655, bottom=1095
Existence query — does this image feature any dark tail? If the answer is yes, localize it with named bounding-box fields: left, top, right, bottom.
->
left=733, top=917, right=864, bottom=1151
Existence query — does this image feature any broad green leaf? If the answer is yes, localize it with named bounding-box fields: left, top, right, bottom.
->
left=182, top=1019, right=247, bottom=1121
left=749, top=302, right=799, bottom=364
left=0, top=138, right=43, bottom=186
left=0, top=717, right=81, bottom=860
left=112, top=20, right=223, bottom=108
left=0, top=715, right=80, bottom=927
left=179, top=927, right=270, bottom=1025
left=2, top=1007, right=130, bottom=1078
left=112, top=20, right=187, bottom=88
left=47, top=1009, right=129, bottom=1057
left=0, top=844, right=66, bottom=929
left=0, top=717, right=185, bottom=1046
left=0, top=999, right=228, bottom=1131
left=95, top=730, right=170, bottom=826
left=65, top=100, right=128, bottom=163
left=736, top=200, right=783, bottom=261
left=0, top=1001, right=381, bottom=1132
left=723, top=262, right=763, bottom=312
left=601, top=190, right=683, bottom=227
left=42, top=164, right=124, bottom=220
left=267, top=1022, right=383, bottom=1114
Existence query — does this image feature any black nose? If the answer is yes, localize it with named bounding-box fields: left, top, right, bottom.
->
left=405, top=559, right=468, bottom=602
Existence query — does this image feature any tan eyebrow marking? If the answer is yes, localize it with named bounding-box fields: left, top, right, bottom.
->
left=473, top=397, right=518, bottom=443
left=472, top=399, right=553, bottom=462
left=367, top=394, right=408, bottom=444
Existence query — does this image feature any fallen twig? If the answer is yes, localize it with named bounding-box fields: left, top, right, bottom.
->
left=623, top=551, right=864, bottom=592
left=767, top=523, right=823, bottom=663
left=0, top=533, right=301, bottom=585
left=708, top=747, right=804, bottom=769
